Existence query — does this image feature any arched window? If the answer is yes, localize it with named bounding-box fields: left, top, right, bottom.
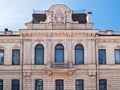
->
left=75, top=44, right=84, bottom=64
left=35, top=44, right=44, bottom=64
left=55, top=44, right=64, bottom=63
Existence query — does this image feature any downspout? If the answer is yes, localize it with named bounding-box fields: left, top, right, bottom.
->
left=95, top=34, right=98, bottom=90
left=20, top=34, right=24, bottom=90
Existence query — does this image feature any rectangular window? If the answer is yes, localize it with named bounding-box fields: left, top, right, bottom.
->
left=98, top=49, right=106, bottom=64
left=76, top=79, right=84, bottom=90
left=99, top=79, right=107, bottom=90
left=0, top=80, right=3, bottom=90
left=35, top=80, right=43, bottom=90
left=56, top=79, right=64, bottom=90
left=12, top=50, right=20, bottom=65
left=12, top=80, right=19, bottom=90
left=0, top=50, right=4, bottom=65
left=115, top=49, right=120, bottom=64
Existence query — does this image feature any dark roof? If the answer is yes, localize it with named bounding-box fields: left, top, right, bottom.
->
left=32, top=14, right=46, bottom=23
left=72, top=14, right=87, bottom=23
left=32, top=13, right=87, bottom=24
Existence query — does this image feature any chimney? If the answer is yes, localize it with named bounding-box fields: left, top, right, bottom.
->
left=105, top=30, right=113, bottom=35
left=87, top=12, right=92, bottom=23
left=4, top=28, right=13, bottom=35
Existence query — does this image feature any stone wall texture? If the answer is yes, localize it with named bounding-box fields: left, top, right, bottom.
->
left=0, top=4, right=120, bottom=90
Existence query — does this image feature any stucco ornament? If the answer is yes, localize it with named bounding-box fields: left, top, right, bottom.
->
left=55, top=13, right=64, bottom=23
left=54, top=9, right=65, bottom=24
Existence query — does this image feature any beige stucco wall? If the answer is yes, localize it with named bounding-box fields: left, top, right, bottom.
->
left=0, top=4, right=120, bottom=90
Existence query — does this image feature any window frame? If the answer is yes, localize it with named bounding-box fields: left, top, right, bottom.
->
left=55, top=79, right=64, bottom=90
left=76, top=79, right=84, bottom=90
left=0, top=79, right=3, bottom=90
left=35, top=44, right=44, bottom=65
left=0, top=50, right=4, bottom=65
left=12, top=49, right=20, bottom=65
left=75, top=44, right=84, bottom=64
left=115, top=49, right=120, bottom=64
left=12, top=79, right=20, bottom=90
left=98, top=49, right=106, bottom=64
left=99, top=79, right=107, bottom=90
left=55, top=44, right=64, bottom=63
left=35, top=79, right=43, bottom=90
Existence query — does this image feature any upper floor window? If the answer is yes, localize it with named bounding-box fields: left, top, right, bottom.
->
left=0, top=50, right=4, bottom=65
left=12, top=79, right=19, bottom=90
left=115, top=49, right=120, bottom=64
left=76, top=79, right=84, bottom=90
left=12, top=50, right=20, bottom=65
left=99, top=79, right=107, bottom=90
left=98, top=49, right=106, bottom=64
left=0, top=80, right=3, bottom=90
left=35, top=80, right=43, bottom=90
left=35, top=44, right=44, bottom=65
left=55, top=44, right=64, bottom=63
left=75, top=45, right=84, bottom=64
left=56, top=79, right=64, bottom=90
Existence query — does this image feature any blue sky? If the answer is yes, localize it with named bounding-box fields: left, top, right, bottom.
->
left=0, top=0, right=120, bottom=31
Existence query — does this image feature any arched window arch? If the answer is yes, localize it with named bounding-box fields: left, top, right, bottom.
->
left=55, top=44, right=64, bottom=63
left=75, top=44, right=84, bottom=64
left=35, top=44, right=44, bottom=64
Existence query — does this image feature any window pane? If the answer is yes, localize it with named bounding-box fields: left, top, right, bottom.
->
left=12, top=80, right=19, bottom=90
left=75, top=45, right=84, bottom=64
left=76, top=80, right=84, bottom=90
left=12, top=50, right=20, bottom=65
left=115, top=49, right=120, bottom=64
left=56, top=80, right=64, bottom=90
left=98, top=49, right=106, bottom=64
left=35, top=80, right=43, bottom=90
left=99, top=79, right=107, bottom=90
left=0, top=80, right=3, bottom=90
left=35, top=45, right=44, bottom=64
left=0, top=50, right=4, bottom=65
left=55, top=44, right=64, bottom=63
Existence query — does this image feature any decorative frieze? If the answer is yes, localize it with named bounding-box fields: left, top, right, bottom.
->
left=45, top=69, right=75, bottom=77
left=21, top=31, right=97, bottom=39
left=23, top=72, right=32, bottom=77
left=0, top=39, right=20, bottom=43
left=23, top=72, right=32, bottom=82
left=115, top=45, right=120, bottom=49
left=98, top=45, right=106, bottom=49
left=12, top=45, right=20, bottom=49
left=88, top=71, right=96, bottom=77
left=98, top=39, right=120, bottom=43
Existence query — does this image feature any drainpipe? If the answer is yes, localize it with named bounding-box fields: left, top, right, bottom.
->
left=95, top=34, right=98, bottom=90
left=20, top=34, right=24, bottom=90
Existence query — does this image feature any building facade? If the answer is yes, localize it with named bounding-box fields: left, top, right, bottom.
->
left=0, top=4, right=120, bottom=90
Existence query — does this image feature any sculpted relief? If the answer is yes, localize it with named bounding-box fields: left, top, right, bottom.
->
left=46, top=4, right=71, bottom=24
left=54, top=13, right=64, bottom=24
left=54, top=9, right=65, bottom=24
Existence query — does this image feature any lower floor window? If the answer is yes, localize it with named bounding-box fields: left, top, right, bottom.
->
left=76, top=79, right=84, bottom=90
left=35, top=80, right=43, bottom=90
left=0, top=50, right=4, bottom=65
left=12, top=80, right=19, bottom=90
left=0, top=80, right=3, bottom=90
left=99, top=79, right=107, bottom=90
left=115, top=49, right=120, bottom=64
left=56, top=79, right=64, bottom=90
